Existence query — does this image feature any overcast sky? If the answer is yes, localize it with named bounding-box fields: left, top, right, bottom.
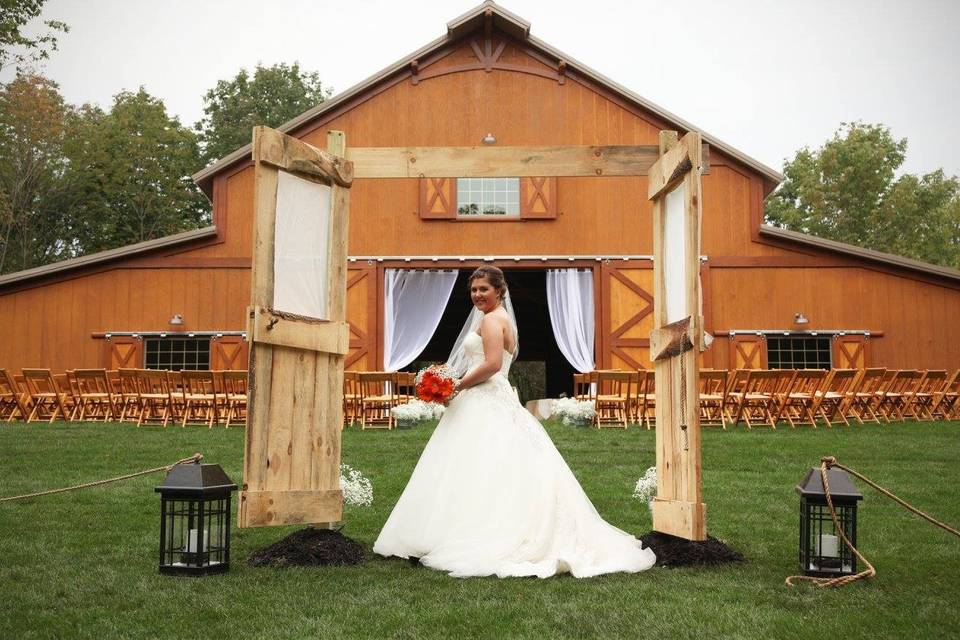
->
left=9, top=0, right=960, bottom=178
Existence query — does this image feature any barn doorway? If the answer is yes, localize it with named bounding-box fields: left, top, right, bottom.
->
left=410, top=268, right=577, bottom=402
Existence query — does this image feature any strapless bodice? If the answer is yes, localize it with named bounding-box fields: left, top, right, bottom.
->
left=463, top=332, right=512, bottom=377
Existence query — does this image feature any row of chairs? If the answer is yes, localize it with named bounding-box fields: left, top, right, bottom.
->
left=0, top=368, right=248, bottom=429
left=342, top=371, right=418, bottom=430
left=575, top=368, right=960, bottom=430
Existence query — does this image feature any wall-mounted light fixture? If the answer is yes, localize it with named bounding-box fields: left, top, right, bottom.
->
left=794, top=312, right=809, bottom=325
left=168, top=314, right=185, bottom=326
left=482, top=133, right=496, bottom=145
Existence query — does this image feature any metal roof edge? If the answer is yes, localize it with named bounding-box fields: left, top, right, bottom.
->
left=0, top=225, right=218, bottom=290
left=758, top=224, right=960, bottom=283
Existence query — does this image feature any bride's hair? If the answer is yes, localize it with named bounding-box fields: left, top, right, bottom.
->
left=469, top=266, right=507, bottom=299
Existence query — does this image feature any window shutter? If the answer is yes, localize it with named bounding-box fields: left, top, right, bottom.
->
left=833, top=334, right=867, bottom=369
left=729, top=334, right=767, bottom=369
left=104, top=336, right=143, bottom=369
left=211, top=335, right=249, bottom=370
left=418, top=178, right=457, bottom=219
left=520, top=177, right=558, bottom=219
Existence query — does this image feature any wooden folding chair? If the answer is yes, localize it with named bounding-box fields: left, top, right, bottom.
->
left=932, top=369, right=959, bottom=421
left=573, top=373, right=592, bottom=401
left=180, top=370, right=220, bottom=428
left=733, top=370, right=785, bottom=429
left=698, top=369, right=729, bottom=429
left=637, top=370, right=656, bottom=430
left=73, top=369, right=120, bottom=421
left=593, top=370, right=631, bottom=429
left=774, top=369, right=827, bottom=429
left=396, top=371, right=416, bottom=405
left=342, top=370, right=360, bottom=428
left=0, top=368, right=31, bottom=421
left=903, top=370, right=947, bottom=421
left=22, top=369, right=71, bottom=423
left=813, top=369, right=859, bottom=427
left=722, top=369, right=751, bottom=429
left=627, top=370, right=642, bottom=425
left=876, top=370, right=923, bottom=422
left=115, top=369, right=142, bottom=422
left=136, top=369, right=174, bottom=427
left=845, top=368, right=886, bottom=424
left=219, top=370, right=248, bottom=429
left=358, top=372, right=399, bottom=429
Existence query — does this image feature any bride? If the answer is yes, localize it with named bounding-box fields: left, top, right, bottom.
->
left=373, top=266, right=656, bottom=578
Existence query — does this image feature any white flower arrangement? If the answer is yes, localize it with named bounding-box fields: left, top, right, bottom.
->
left=390, top=399, right=445, bottom=427
left=340, top=464, right=373, bottom=507
left=632, top=466, right=658, bottom=513
left=550, top=397, right=596, bottom=427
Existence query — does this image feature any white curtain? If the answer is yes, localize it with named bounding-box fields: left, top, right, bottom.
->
left=383, top=269, right=458, bottom=371
left=546, top=269, right=595, bottom=373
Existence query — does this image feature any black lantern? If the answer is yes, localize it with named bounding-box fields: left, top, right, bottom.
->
left=156, top=463, right=237, bottom=576
left=796, top=467, right=863, bottom=577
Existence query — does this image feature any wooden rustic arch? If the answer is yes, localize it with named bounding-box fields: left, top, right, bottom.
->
left=244, top=127, right=711, bottom=538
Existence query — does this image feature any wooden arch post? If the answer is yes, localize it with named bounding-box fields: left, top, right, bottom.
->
left=239, top=126, right=353, bottom=528
left=648, top=130, right=708, bottom=540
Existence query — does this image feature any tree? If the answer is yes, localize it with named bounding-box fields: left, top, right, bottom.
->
left=0, top=0, right=69, bottom=74
left=0, top=73, right=73, bottom=274
left=63, top=88, right=210, bottom=253
left=196, top=62, right=331, bottom=164
left=766, top=122, right=960, bottom=269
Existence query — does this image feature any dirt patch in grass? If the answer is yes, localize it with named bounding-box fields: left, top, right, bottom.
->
left=248, top=527, right=365, bottom=568
left=639, top=531, right=745, bottom=568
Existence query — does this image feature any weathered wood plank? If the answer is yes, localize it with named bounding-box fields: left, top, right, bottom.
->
left=347, top=145, right=665, bottom=178
left=254, top=126, right=354, bottom=187
left=650, top=129, right=707, bottom=541
left=650, top=498, right=707, bottom=540
left=240, top=489, right=343, bottom=527
left=647, top=132, right=699, bottom=200
left=250, top=306, right=350, bottom=355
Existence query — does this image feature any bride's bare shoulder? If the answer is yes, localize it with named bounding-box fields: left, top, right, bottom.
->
left=481, top=309, right=510, bottom=330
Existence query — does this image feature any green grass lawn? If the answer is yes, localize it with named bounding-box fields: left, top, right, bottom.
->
left=1, top=419, right=958, bottom=639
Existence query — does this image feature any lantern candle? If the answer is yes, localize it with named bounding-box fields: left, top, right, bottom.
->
left=187, top=528, right=209, bottom=554
left=817, top=534, right=839, bottom=558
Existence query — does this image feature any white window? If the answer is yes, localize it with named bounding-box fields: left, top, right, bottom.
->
left=457, top=178, right=520, bottom=216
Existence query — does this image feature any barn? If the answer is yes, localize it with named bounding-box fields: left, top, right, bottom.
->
left=2, top=1, right=959, bottom=396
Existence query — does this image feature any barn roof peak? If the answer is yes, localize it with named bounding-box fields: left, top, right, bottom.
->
left=191, top=2, right=784, bottom=196
left=445, top=1, right=531, bottom=40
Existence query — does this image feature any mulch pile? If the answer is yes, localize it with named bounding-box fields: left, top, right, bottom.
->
left=248, top=527, right=365, bottom=568
left=639, top=531, right=745, bottom=568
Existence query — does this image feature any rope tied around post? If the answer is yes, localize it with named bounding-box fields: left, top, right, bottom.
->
left=0, top=453, right=204, bottom=503
left=786, top=455, right=960, bottom=589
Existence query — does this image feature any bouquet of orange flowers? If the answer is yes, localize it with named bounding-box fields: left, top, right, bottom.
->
left=415, top=364, right=458, bottom=404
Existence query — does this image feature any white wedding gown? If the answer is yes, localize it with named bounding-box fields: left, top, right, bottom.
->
left=373, top=332, right=656, bottom=578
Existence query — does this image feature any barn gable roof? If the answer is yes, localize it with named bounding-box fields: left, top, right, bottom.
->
left=191, top=0, right=784, bottom=197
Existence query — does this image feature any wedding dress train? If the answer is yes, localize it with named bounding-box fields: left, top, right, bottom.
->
left=373, top=332, right=656, bottom=578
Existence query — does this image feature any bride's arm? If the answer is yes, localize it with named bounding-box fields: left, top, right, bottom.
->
left=455, top=314, right=506, bottom=390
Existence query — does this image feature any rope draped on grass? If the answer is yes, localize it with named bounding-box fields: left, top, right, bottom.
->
left=786, top=456, right=960, bottom=589
left=0, top=453, right=204, bottom=503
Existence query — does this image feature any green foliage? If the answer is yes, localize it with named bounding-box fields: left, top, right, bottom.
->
left=0, top=420, right=958, bottom=638
left=63, top=88, right=209, bottom=253
left=0, top=73, right=73, bottom=273
left=766, top=122, right=960, bottom=269
left=0, top=0, right=68, bottom=74
left=0, top=78, right=210, bottom=274
left=196, top=62, right=332, bottom=164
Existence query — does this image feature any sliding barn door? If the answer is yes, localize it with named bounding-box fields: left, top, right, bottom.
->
left=599, top=260, right=655, bottom=370
left=239, top=126, right=353, bottom=528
